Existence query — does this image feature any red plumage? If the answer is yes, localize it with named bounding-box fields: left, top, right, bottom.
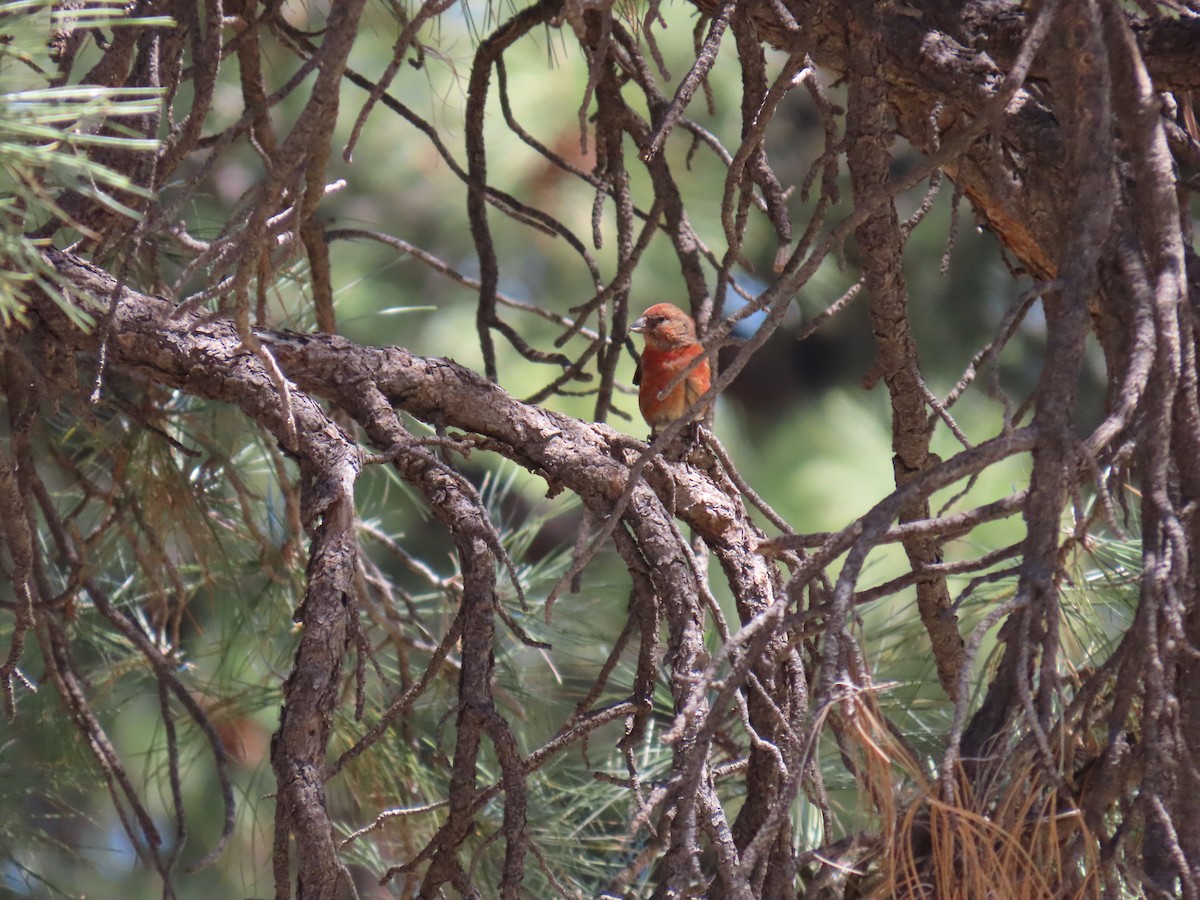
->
left=630, top=303, right=712, bottom=434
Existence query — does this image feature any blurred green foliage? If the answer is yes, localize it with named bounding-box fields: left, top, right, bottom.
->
left=0, top=1, right=1124, bottom=897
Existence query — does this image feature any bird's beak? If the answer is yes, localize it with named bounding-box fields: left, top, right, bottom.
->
left=630, top=316, right=646, bottom=333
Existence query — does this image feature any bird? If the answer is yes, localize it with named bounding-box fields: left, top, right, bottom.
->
left=630, top=302, right=712, bottom=436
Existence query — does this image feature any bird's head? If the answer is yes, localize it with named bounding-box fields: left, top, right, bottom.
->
left=630, top=303, right=698, bottom=351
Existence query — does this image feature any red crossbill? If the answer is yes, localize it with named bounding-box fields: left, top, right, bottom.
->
left=630, top=303, right=712, bottom=435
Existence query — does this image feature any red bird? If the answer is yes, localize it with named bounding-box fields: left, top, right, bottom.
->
left=631, top=303, right=712, bottom=435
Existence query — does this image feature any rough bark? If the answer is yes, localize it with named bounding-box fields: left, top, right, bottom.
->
left=6, top=1, right=1200, bottom=897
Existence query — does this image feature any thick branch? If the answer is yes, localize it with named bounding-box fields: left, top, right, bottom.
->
left=844, top=0, right=964, bottom=700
